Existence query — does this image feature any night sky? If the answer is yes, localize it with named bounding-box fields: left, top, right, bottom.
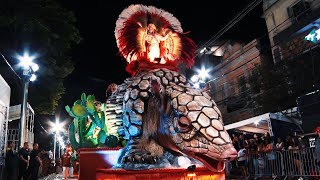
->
left=53, top=0, right=268, bottom=121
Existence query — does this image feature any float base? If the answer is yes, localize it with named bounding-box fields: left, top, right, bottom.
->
left=96, top=167, right=225, bottom=180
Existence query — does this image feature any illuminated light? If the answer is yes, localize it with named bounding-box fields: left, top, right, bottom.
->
left=190, top=75, right=199, bottom=83
left=52, top=122, right=63, bottom=133
left=30, top=74, right=37, bottom=82
left=254, top=121, right=259, bottom=125
left=200, top=47, right=206, bottom=54
left=83, top=149, right=122, bottom=167
left=57, top=136, right=63, bottom=142
left=213, top=49, right=224, bottom=56
left=95, top=166, right=225, bottom=179
left=31, top=64, right=39, bottom=72
left=305, top=28, right=320, bottom=43
left=316, top=28, right=320, bottom=41
left=305, top=32, right=316, bottom=43
left=49, top=118, right=65, bottom=133
left=16, top=52, right=37, bottom=70
left=187, top=173, right=196, bottom=177
left=210, top=46, right=218, bottom=52
left=177, top=156, right=192, bottom=168
left=193, top=82, right=200, bottom=89
left=148, top=51, right=158, bottom=63
left=196, top=66, right=212, bottom=81
left=209, top=47, right=223, bottom=56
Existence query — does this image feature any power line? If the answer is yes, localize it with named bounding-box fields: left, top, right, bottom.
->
left=196, top=0, right=315, bottom=63
left=199, top=5, right=320, bottom=105
left=36, top=118, right=50, bottom=134
left=197, top=0, right=299, bottom=59
left=196, top=0, right=263, bottom=57
left=209, top=40, right=319, bottom=91
left=208, top=39, right=320, bottom=106
left=208, top=40, right=319, bottom=95
left=1, top=54, right=50, bottom=134
left=199, top=2, right=319, bottom=88
left=196, top=0, right=259, bottom=52
left=0, top=53, right=21, bottom=80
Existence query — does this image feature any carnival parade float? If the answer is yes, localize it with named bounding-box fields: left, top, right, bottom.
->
left=65, top=4, right=238, bottom=180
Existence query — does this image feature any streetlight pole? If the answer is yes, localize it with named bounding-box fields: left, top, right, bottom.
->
left=51, top=118, right=63, bottom=163
left=17, top=52, right=39, bottom=148
left=58, top=142, right=61, bottom=159
left=53, top=133, right=57, bottom=161
left=19, top=80, right=29, bottom=148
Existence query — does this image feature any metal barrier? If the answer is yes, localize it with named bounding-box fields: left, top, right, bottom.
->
left=246, top=148, right=320, bottom=179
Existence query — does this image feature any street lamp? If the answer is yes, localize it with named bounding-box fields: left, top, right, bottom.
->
left=191, top=66, right=212, bottom=89
left=16, top=52, right=39, bottom=148
left=57, top=136, right=64, bottom=158
left=196, top=66, right=211, bottom=81
left=50, top=118, right=63, bottom=161
left=191, top=75, right=200, bottom=89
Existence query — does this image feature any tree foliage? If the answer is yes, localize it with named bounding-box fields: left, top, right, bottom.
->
left=0, top=0, right=81, bottom=114
left=247, top=60, right=296, bottom=114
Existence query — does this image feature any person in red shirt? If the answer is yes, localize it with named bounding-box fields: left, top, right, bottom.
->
left=61, top=147, right=72, bottom=179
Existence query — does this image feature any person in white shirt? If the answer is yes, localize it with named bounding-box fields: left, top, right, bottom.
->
left=238, top=146, right=248, bottom=177
left=275, top=137, right=284, bottom=151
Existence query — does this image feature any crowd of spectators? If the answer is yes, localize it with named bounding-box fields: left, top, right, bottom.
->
left=228, top=131, right=314, bottom=178
left=4, top=141, right=66, bottom=180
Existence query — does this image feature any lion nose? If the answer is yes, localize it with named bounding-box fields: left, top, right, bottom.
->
left=221, top=144, right=238, bottom=161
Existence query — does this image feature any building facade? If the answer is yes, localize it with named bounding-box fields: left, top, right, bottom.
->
left=204, top=39, right=267, bottom=125
left=263, top=0, right=320, bottom=132
left=1, top=56, right=36, bottom=151
left=264, top=0, right=320, bottom=63
left=8, top=103, right=35, bottom=151
left=0, top=75, right=10, bottom=179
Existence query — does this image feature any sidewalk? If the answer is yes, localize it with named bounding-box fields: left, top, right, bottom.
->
left=39, top=173, right=78, bottom=180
